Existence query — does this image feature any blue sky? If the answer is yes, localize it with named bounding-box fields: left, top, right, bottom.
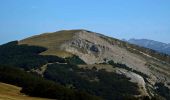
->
left=0, top=0, right=170, bottom=44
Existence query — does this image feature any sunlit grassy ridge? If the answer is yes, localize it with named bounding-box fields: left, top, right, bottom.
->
left=19, top=30, right=81, bottom=57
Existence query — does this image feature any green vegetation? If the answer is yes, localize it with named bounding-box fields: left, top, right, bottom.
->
left=0, top=41, right=65, bottom=70
left=44, top=63, right=140, bottom=100
left=0, top=41, right=101, bottom=100
left=66, top=55, right=86, bottom=65
left=0, top=66, right=101, bottom=100
left=108, top=60, right=148, bottom=79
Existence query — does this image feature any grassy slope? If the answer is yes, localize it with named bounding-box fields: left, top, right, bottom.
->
left=19, top=30, right=80, bottom=57
left=100, top=35, right=170, bottom=64
left=0, top=82, right=51, bottom=100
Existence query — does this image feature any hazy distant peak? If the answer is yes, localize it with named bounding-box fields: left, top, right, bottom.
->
left=128, top=38, right=170, bottom=55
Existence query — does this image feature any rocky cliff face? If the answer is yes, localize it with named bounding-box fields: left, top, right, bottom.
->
left=60, top=30, right=113, bottom=64
left=19, top=30, right=170, bottom=98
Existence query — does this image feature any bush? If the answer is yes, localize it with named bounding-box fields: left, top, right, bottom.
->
left=66, top=55, right=86, bottom=65
left=44, top=63, right=140, bottom=100
left=0, top=41, right=66, bottom=70
left=0, top=65, right=101, bottom=100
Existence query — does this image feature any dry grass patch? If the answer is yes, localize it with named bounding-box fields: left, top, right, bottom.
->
left=19, top=30, right=80, bottom=57
left=0, top=82, right=52, bottom=100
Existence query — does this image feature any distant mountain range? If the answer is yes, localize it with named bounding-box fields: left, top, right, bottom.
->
left=127, top=39, right=170, bottom=55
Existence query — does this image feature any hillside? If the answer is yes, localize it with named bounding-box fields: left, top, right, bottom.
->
left=0, top=44, right=101, bottom=100
left=127, top=39, right=170, bottom=55
left=19, top=30, right=80, bottom=57
left=19, top=30, right=170, bottom=83
left=0, top=29, right=170, bottom=99
left=0, top=82, right=51, bottom=100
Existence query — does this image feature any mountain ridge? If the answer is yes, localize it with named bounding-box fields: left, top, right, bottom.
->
left=20, top=30, right=170, bottom=79
left=127, top=38, right=170, bottom=55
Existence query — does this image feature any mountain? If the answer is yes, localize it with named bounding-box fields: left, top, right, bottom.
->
left=127, top=39, right=170, bottom=55
left=1, top=29, right=170, bottom=100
